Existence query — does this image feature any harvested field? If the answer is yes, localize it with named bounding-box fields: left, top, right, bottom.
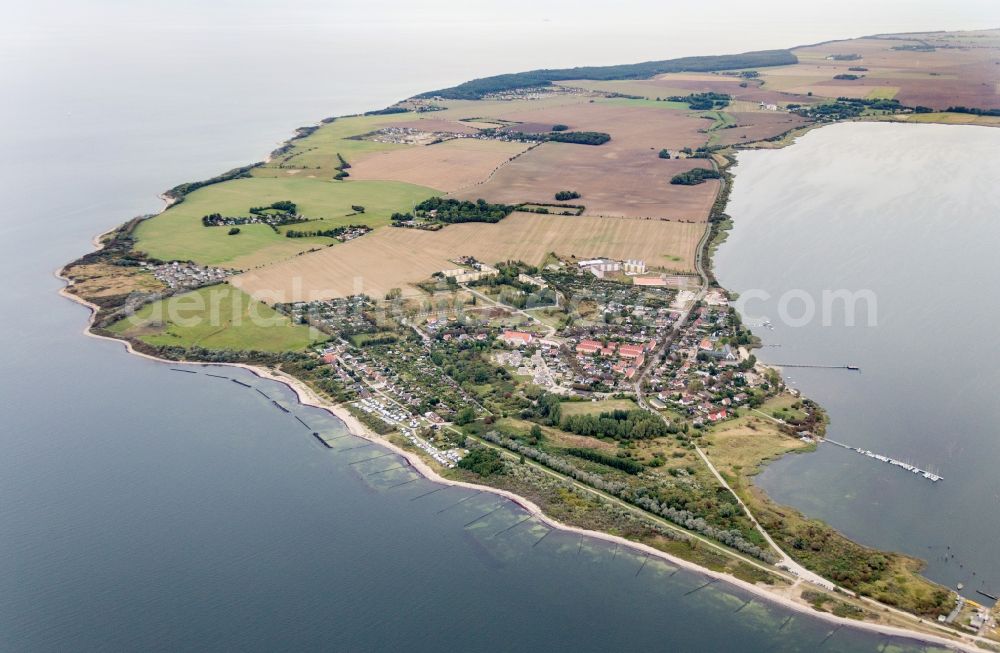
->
left=453, top=141, right=719, bottom=220
left=444, top=101, right=718, bottom=220
left=232, top=212, right=704, bottom=301
left=487, top=101, right=708, bottom=150
left=763, top=31, right=1000, bottom=110
left=349, top=138, right=531, bottom=192
left=710, top=111, right=810, bottom=146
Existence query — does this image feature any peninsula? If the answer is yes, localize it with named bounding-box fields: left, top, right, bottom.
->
left=61, top=29, right=1000, bottom=651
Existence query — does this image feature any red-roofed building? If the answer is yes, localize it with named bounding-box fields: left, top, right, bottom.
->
left=322, top=353, right=337, bottom=364
left=707, top=409, right=728, bottom=422
left=501, top=330, right=534, bottom=347
left=576, top=339, right=602, bottom=354
left=618, top=344, right=645, bottom=359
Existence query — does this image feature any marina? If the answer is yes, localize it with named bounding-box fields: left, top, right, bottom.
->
left=823, top=439, right=942, bottom=482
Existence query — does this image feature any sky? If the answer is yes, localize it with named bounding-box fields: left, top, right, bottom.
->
left=7, top=1, right=1000, bottom=59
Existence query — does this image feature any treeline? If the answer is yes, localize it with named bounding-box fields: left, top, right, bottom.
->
left=392, top=197, right=514, bottom=224
left=564, top=447, right=644, bottom=474
left=548, top=131, right=610, bottom=145
left=250, top=200, right=297, bottom=214
left=560, top=409, right=673, bottom=440
left=554, top=190, right=580, bottom=200
left=334, top=153, right=351, bottom=180
left=164, top=163, right=260, bottom=203
left=945, top=105, right=1000, bottom=117
left=667, top=92, right=731, bottom=110
left=284, top=224, right=370, bottom=239
left=477, top=430, right=774, bottom=561
left=363, top=106, right=410, bottom=116
left=416, top=50, right=797, bottom=100
left=670, top=168, right=721, bottom=185
left=488, top=129, right=611, bottom=146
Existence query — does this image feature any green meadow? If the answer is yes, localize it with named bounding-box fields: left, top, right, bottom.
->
left=255, top=113, right=424, bottom=176
left=108, top=285, right=321, bottom=352
left=597, top=97, right=691, bottom=111
left=135, top=176, right=437, bottom=268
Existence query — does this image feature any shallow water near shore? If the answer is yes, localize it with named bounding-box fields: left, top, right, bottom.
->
left=0, top=10, right=970, bottom=653
left=716, top=121, right=1000, bottom=598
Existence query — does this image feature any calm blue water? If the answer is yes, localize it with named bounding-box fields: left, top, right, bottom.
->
left=716, top=122, right=1000, bottom=599
left=0, top=7, right=957, bottom=652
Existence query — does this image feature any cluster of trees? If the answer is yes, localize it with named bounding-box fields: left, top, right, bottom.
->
left=560, top=409, right=673, bottom=441
left=249, top=200, right=297, bottom=214
left=392, top=197, right=515, bottom=224
left=833, top=73, right=862, bottom=80
left=554, top=190, right=581, bottom=201
left=457, top=446, right=505, bottom=477
left=658, top=148, right=671, bottom=159
left=670, top=168, right=721, bottom=185
left=284, top=224, right=370, bottom=239
left=433, top=341, right=510, bottom=386
left=828, top=53, right=861, bottom=61
left=548, top=130, right=610, bottom=145
left=477, top=430, right=774, bottom=561
left=201, top=211, right=308, bottom=227
left=631, top=495, right=775, bottom=561
left=667, top=92, right=731, bottom=110
left=363, top=105, right=410, bottom=115
left=227, top=227, right=240, bottom=235
left=564, top=447, right=644, bottom=474
left=416, top=50, right=797, bottom=100
left=483, top=128, right=610, bottom=146
left=551, top=123, right=569, bottom=131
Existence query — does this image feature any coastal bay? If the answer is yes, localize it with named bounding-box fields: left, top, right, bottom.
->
left=716, top=121, right=1000, bottom=598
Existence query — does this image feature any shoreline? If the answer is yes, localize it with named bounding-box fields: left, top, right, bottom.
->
left=56, top=253, right=979, bottom=652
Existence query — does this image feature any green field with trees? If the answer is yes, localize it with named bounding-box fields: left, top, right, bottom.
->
left=136, top=177, right=437, bottom=267
left=107, top=285, right=322, bottom=352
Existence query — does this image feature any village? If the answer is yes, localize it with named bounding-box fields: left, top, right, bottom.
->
left=292, top=253, right=791, bottom=449
left=145, top=261, right=231, bottom=290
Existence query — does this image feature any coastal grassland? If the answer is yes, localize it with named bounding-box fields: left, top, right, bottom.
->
left=865, top=87, right=900, bottom=100
left=107, top=284, right=321, bottom=352
left=556, top=79, right=698, bottom=99
left=702, top=402, right=955, bottom=617
left=445, top=444, right=786, bottom=587
left=893, top=112, right=1000, bottom=126
left=596, top=97, right=692, bottom=110
left=559, top=398, right=640, bottom=417
left=255, top=113, right=423, bottom=176
left=64, top=262, right=166, bottom=302
left=134, top=177, right=437, bottom=269
left=233, top=212, right=704, bottom=301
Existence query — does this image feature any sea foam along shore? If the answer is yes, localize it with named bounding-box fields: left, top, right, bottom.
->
left=56, top=261, right=978, bottom=653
